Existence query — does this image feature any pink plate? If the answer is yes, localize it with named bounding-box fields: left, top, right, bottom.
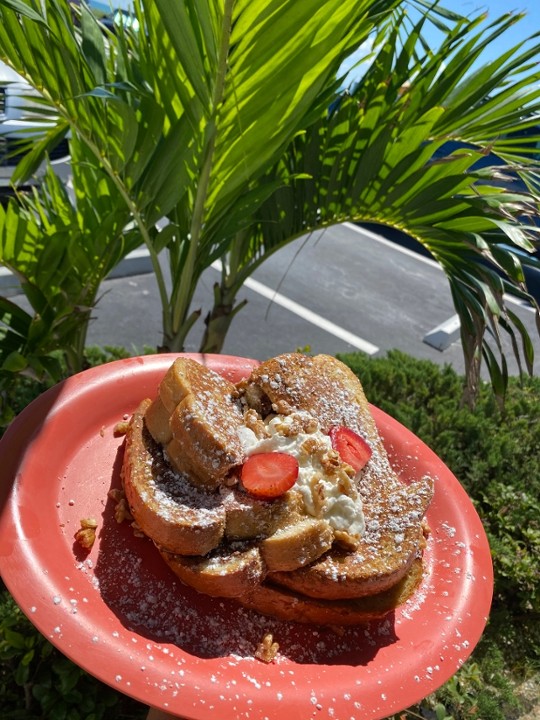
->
left=0, top=354, right=493, bottom=720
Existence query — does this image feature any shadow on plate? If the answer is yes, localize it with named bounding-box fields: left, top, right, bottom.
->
left=89, top=443, right=399, bottom=666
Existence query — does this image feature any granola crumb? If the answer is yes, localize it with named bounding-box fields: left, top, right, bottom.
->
left=254, top=632, right=279, bottom=663
left=74, top=518, right=98, bottom=549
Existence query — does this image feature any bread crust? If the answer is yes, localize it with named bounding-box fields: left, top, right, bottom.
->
left=239, top=558, right=425, bottom=625
left=147, top=357, right=244, bottom=488
left=121, top=399, right=226, bottom=556
left=160, top=543, right=265, bottom=598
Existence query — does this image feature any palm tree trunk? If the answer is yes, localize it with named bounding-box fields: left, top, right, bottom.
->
left=199, top=282, right=247, bottom=354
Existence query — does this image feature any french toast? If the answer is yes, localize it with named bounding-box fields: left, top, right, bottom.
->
left=120, top=353, right=433, bottom=625
left=144, top=357, right=245, bottom=488
left=239, top=557, right=426, bottom=625
left=242, top=354, right=433, bottom=599
left=122, top=399, right=226, bottom=555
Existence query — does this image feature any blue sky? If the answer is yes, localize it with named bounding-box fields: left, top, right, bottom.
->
left=338, top=0, right=539, bottom=86
left=106, top=0, right=540, bottom=45
left=445, top=0, right=539, bottom=61
left=103, top=0, right=540, bottom=69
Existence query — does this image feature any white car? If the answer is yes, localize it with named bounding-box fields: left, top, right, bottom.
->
left=0, top=61, right=69, bottom=200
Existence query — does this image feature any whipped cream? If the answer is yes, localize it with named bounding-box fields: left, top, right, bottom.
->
left=238, top=412, right=365, bottom=538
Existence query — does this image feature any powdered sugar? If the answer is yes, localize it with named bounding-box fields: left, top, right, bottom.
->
left=141, top=453, right=224, bottom=526
left=80, top=513, right=403, bottom=665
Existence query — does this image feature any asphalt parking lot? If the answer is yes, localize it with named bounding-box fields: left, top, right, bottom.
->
left=80, top=222, right=540, bottom=377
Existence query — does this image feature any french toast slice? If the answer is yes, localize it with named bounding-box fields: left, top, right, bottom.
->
left=238, top=557, right=425, bottom=625
left=239, top=353, right=380, bottom=439
left=121, top=399, right=226, bottom=555
left=221, top=486, right=304, bottom=540
left=123, top=400, right=314, bottom=557
left=160, top=543, right=266, bottom=598
left=122, top=381, right=333, bottom=575
left=239, top=353, right=433, bottom=599
left=260, top=517, right=334, bottom=571
left=145, top=357, right=245, bottom=489
left=160, top=548, right=425, bottom=624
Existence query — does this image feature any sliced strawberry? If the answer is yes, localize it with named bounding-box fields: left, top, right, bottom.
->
left=329, top=425, right=372, bottom=472
left=240, top=452, right=299, bottom=499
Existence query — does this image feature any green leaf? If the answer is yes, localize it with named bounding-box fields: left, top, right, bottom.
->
left=150, top=223, right=176, bottom=254
left=11, top=121, right=70, bottom=186
left=2, top=628, right=27, bottom=650
left=0, top=297, right=32, bottom=338
left=21, top=648, right=36, bottom=666
left=434, top=703, right=452, bottom=720
left=2, top=351, right=28, bottom=373
left=0, top=0, right=47, bottom=24
left=482, top=339, right=508, bottom=400
left=504, top=308, right=536, bottom=374
left=80, top=2, right=107, bottom=87
left=14, top=658, right=31, bottom=686
left=53, top=658, right=82, bottom=695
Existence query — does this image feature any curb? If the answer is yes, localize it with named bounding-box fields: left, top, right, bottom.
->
left=0, top=247, right=153, bottom=297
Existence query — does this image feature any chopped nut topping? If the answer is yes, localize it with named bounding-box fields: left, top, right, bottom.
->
left=300, top=436, right=320, bottom=456
left=336, top=471, right=355, bottom=496
left=309, top=475, right=325, bottom=514
left=131, top=521, right=145, bottom=538
left=74, top=518, right=98, bottom=549
left=107, top=487, right=124, bottom=503
left=254, top=632, right=279, bottom=663
left=271, top=399, right=293, bottom=416
left=321, top=448, right=341, bottom=470
left=243, top=408, right=268, bottom=439
left=333, top=529, right=360, bottom=551
left=107, top=487, right=134, bottom=524
left=80, top=517, right=98, bottom=528
left=114, top=497, right=133, bottom=524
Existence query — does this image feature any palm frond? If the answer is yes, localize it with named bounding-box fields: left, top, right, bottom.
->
left=214, top=6, right=540, bottom=397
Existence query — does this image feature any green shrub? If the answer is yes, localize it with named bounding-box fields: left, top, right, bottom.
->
left=0, top=346, right=147, bottom=432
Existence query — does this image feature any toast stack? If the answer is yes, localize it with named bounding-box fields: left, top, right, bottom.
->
left=120, top=354, right=433, bottom=625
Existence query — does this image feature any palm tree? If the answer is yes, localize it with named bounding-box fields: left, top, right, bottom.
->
left=0, top=0, right=539, bottom=401
left=201, top=8, right=540, bottom=402
left=1, top=0, right=408, bottom=351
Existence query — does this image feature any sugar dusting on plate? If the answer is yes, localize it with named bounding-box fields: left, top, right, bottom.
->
left=81, top=520, right=412, bottom=665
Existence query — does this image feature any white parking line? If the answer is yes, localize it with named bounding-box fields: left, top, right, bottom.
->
left=211, top=260, right=380, bottom=355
